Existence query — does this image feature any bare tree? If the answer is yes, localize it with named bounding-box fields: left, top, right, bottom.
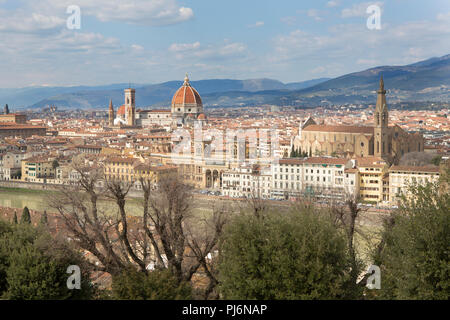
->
left=185, top=203, right=228, bottom=299
left=242, top=190, right=270, bottom=219
left=330, top=195, right=367, bottom=288
left=48, top=158, right=126, bottom=275
left=49, top=156, right=228, bottom=298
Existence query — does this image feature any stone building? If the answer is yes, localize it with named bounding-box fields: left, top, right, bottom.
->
left=112, top=88, right=137, bottom=127
left=171, top=74, right=206, bottom=127
left=107, top=74, right=206, bottom=129
left=293, top=77, right=424, bottom=163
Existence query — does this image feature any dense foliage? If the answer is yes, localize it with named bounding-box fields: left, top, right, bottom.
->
left=112, top=268, right=192, bottom=300
left=373, top=180, right=449, bottom=299
left=218, top=209, right=359, bottom=299
left=0, top=221, right=93, bottom=299
left=20, top=207, right=31, bottom=224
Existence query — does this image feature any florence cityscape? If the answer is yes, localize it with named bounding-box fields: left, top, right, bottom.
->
left=0, top=0, right=448, bottom=311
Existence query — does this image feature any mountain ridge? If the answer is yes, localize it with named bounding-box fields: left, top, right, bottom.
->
left=1, top=54, right=449, bottom=110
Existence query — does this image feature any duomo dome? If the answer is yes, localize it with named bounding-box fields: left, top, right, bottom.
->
left=171, top=74, right=203, bottom=116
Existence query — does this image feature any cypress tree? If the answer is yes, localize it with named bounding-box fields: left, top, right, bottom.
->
left=13, top=211, right=18, bottom=224
left=40, top=210, right=48, bottom=226
left=20, top=207, right=31, bottom=224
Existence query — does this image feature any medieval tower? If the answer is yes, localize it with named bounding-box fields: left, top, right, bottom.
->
left=108, top=99, right=114, bottom=126
left=124, top=88, right=135, bottom=126
left=374, top=76, right=390, bottom=158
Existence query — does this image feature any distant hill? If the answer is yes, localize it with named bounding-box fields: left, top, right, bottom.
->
left=200, top=54, right=450, bottom=107
left=280, top=54, right=450, bottom=105
left=0, top=83, right=144, bottom=111
left=17, top=78, right=329, bottom=110
left=1, top=54, right=449, bottom=110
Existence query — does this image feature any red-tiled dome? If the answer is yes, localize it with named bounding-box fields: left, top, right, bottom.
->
left=117, top=105, right=126, bottom=115
left=197, top=113, right=206, bottom=120
left=171, top=74, right=202, bottom=108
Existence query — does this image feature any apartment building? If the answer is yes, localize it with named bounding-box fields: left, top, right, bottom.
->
left=133, top=163, right=178, bottom=190
left=21, top=157, right=56, bottom=182
left=354, top=157, right=388, bottom=203
left=389, top=165, right=440, bottom=205
left=104, top=157, right=139, bottom=182
left=0, top=151, right=25, bottom=180
left=270, top=157, right=359, bottom=200
left=104, top=156, right=178, bottom=190
left=302, top=157, right=352, bottom=201
left=222, top=165, right=271, bottom=198
left=271, top=158, right=304, bottom=199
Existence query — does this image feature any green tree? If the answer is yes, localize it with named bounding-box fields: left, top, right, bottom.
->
left=0, top=222, right=94, bottom=299
left=40, top=210, right=48, bottom=226
left=218, top=210, right=360, bottom=299
left=112, top=268, right=192, bottom=300
left=431, top=155, right=442, bottom=166
left=13, top=212, right=18, bottom=224
left=52, top=159, right=59, bottom=170
left=290, top=145, right=295, bottom=158
left=20, top=207, right=31, bottom=224
left=0, top=220, right=13, bottom=293
left=372, top=181, right=449, bottom=299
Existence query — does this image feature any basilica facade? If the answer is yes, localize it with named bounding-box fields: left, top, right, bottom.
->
left=292, top=77, right=424, bottom=163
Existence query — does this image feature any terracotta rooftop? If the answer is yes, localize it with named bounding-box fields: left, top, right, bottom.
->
left=279, top=158, right=306, bottom=165
left=389, top=165, right=440, bottom=173
left=171, top=76, right=202, bottom=106
left=104, top=157, right=136, bottom=164
left=304, top=157, right=348, bottom=165
left=137, top=109, right=171, bottom=113
left=303, top=124, right=374, bottom=134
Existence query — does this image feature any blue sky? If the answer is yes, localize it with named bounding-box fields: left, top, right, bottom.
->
left=0, top=0, right=449, bottom=87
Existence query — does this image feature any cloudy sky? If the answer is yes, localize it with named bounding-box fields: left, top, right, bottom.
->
left=0, top=0, right=449, bottom=87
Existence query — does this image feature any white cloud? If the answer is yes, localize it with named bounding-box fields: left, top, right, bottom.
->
left=307, top=9, right=323, bottom=21
left=249, top=21, right=264, bottom=28
left=357, top=59, right=379, bottom=65
left=0, top=9, right=65, bottom=33
left=30, top=0, right=194, bottom=26
left=437, top=12, right=450, bottom=21
left=280, top=16, right=297, bottom=26
left=168, top=40, right=246, bottom=60
left=326, top=1, right=340, bottom=8
left=310, top=66, right=326, bottom=74
left=131, top=44, right=144, bottom=52
left=169, top=42, right=201, bottom=52
left=341, top=2, right=383, bottom=18
left=220, top=42, right=246, bottom=56
left=270, top=16, right=450, bottom=80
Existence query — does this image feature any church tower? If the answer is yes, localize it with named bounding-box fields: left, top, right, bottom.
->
left=374, top=75, right=389, bottom=157
left=108, top=99, right=114, bottom=126
left=124, top=87, right=135, bottom=126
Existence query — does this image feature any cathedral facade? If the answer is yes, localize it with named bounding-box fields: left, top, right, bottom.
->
left=293, top=77, right=424, bottom=163
left=107, top=74, right=206, bottom=129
